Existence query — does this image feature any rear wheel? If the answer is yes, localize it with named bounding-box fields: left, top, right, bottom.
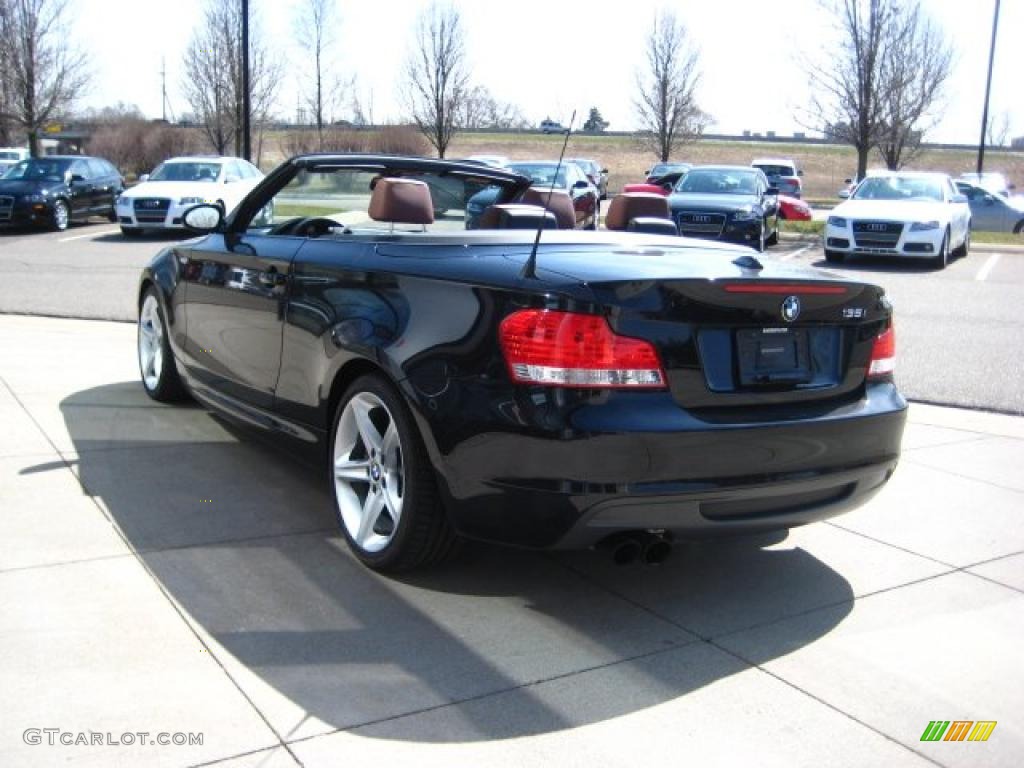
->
left=330, top=374, right=459, bottom=572
left=824, top=249, right=845, bottom=263
left=138, top=289, right=188, bottom=402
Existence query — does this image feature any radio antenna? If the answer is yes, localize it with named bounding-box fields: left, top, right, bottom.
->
left=521, top=109, right=576, bottom=280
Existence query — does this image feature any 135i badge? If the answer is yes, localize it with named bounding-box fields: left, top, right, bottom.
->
left=843, top=307, right=866, bottom=319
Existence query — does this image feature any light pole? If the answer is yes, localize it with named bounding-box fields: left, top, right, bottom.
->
left=976, top=0, right=1000, bottom=175
left=241, top=0, right=252, bottom=162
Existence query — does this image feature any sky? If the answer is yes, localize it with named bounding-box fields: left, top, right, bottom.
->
left=72, top=0, right=1022, bottom=145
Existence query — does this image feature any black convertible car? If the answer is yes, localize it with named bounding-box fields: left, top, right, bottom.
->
left=137, top=154, right=906, bottom=572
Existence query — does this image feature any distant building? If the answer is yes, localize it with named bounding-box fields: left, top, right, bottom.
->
left=1012, top=135, right=1024, bottom=149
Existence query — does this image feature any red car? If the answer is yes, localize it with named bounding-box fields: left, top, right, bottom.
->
left=777, top=194, right=812, bottom=221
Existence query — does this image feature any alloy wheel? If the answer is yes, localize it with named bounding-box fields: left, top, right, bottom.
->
left=333, top=392, right=405, bottom=553
left=138, top=294, right=164, bottom=391
left=53, top=200, right=69, bottom=231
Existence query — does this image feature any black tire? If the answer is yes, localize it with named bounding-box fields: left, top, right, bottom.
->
left=121, top=226, right=143, bottom=238
left=756, top=222, right=766, bottom=252
left=50, top=199, right=70, bottom=232
left=954, top=229, right=970, bottom=259
left=137, top=287, right=188, bottom=402
left=766, top=216, right=779, bottom=246
left=932, top=231, right=949, bottom=269
left=824, top=249, right=845, bottom=263
left=329, top=373, right=459, bottom=572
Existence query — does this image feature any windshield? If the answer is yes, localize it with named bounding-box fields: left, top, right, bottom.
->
left=853, top=176, right=944, bottom=202
left=650, top=163, right=688, bottom=177
left=508, top=163, right=570, bottom=189
left=1, top=158, right=73, bottom=182
left=675, top=169, right=760, bottom=195
left=149, top=161, right=222, bottom=183
left=754, top=164, right=796, bottom=177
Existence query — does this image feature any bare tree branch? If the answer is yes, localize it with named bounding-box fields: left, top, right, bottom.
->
left=294, top=0, right=341, bottom=149
left=401, top=2, right=469, bottom=158
left=0, top=0, right=90, bottom=155
left=633, top=10, right=709, bottom=162
left=182, top=0, right=281, bottom=161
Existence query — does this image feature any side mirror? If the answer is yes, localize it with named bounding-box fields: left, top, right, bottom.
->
left=182, top=203, right=223, bottom=233
left=1009, top=183, right=1017, bottom=191
left=138, top=174, right=150, bottom=183
left=68, top=173, right=86, bottom=184
left=951, top=193, right=968, bottom=204
left=601, top=168, right=609, bottom=174
left=573, top=179, right=589, bottom=189
left=843, top=178, right=853, bottom=184
left=797, top=170, right=804, bottom=176
left=838, top=189, right=851, bottom=199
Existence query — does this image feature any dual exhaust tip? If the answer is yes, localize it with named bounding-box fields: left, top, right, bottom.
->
left=599, top=531, right=673, bottom=566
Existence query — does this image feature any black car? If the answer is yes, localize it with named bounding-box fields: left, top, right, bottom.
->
left=668, top=165, right=780, bottom=251
left=0, top=155, right=124, bottom=231
left=137, top=153, right=906, bottom=572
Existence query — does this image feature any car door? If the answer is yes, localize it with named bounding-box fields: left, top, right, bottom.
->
left=87, top=159, right=116, bottom=214
left=66, top=159, right=94, bottom=217
left=179, top=222, right=302, bottom=411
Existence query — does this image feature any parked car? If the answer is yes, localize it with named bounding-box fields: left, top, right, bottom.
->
left=115, top=155, right=263, bottom=237
left=135, top=152, right=906, bottom=572
left=462, top=155, right=509, bottom=168
left=751, top=157, right=803, bottom=198
left=645, top=162, right=692, bottom=185
left=625, top=168, right=691, bottom=196
left=539, top=118, right=566, bottom=134
left=0, top=155, right=124, bottom=231
left=777, top=195, right=813, bottom=221
left=667, top=165, right=780, bottom=251
left=957, top=172, right=1015, bottom=198
left=825, top=171, right=970, bottom=268
left=0, top=147, right=31, bottom=175
left=955, top=181, right=1024, bottom=233
left=466, top=160, right=599, bottom=229
left=567, top=158, right=609, bottom=199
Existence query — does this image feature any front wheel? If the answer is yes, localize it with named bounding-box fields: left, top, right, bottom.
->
left=51, top=199, right=70, bottom=231
left=138, top=289, right=188, bottom=402
left=932, top=231, right=949, bottom=269
left=824, top=249, right=845, bottom=263
left=330, top=374, right=458, bottom=572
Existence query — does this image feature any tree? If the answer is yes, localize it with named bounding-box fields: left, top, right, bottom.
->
left=807, top=0, right=951, bottom=178
left=294, top=0, right=340, bottom=149
left=181, top=0, right=281, bottom=160
left=985, top=111, right=1011, bottom=148
left=634, top=11, right=709, bottom=162
left=402, top=2, right=470, bottom=158
left=0, top=0, right=89, bottom=156
left=583, top=107, right=609, bottom=133
left=457, top=85, right=529, bottom=131
left=874, top=3, right=952, bottom=169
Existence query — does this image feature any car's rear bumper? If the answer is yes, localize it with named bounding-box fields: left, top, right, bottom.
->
left=426, top=382, right=907, bottom=548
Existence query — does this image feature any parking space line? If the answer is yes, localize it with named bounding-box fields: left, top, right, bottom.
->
left=975, top=253, right=1001, bottom=282
left=780, top=244, right=814, bottom=262
left=59, top=228, right=120, bottom=243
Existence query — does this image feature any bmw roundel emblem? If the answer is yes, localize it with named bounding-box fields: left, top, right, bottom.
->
left=781, top=295, right=801, bottom=323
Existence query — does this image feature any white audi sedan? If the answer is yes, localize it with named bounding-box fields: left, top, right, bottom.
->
left=824, top=171, right=971, bottom=269
left=116, top=156, right=263, bottom=237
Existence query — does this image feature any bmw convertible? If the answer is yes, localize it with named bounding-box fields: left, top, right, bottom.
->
left=136, top=154, right=906, bottom=572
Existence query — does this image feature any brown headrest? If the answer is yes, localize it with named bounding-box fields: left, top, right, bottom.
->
left=519, top=186, right=576, bottom=229
left=477, top=204, right=558, bottom=230
left=368, top=178, right=434, bottom=225
left=604, top=193, right=671, bottom=231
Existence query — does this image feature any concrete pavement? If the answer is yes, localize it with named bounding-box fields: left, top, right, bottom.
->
left=1, top=314, right=1022, bottom=767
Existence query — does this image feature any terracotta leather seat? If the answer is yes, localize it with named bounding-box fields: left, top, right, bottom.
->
left=478, top=204, right=557, bottom=230
left=519, top=186, right=576, bottom=229
left=368, top=178, right=434, bottom=228
left=604, top=193, right=671, bottom=231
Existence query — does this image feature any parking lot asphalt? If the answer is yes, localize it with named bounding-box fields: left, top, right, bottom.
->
left=1, top=313, right=1022, bottom=767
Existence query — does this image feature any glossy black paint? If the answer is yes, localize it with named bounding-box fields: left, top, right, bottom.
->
left=139, top=154, right=906, bottom=549
left=0, top=155, right=123, bottom=228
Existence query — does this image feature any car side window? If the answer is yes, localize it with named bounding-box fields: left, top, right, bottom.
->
left=225, top=161, right=242, bottom=183
left=86, top=159, right=107, bottom=178
left=70, top=160, right=90, bottom=180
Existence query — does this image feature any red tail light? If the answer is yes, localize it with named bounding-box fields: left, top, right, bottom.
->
left=499, top=309, right=666, bottom=389
left=868, top=326, right=895, bottom=379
